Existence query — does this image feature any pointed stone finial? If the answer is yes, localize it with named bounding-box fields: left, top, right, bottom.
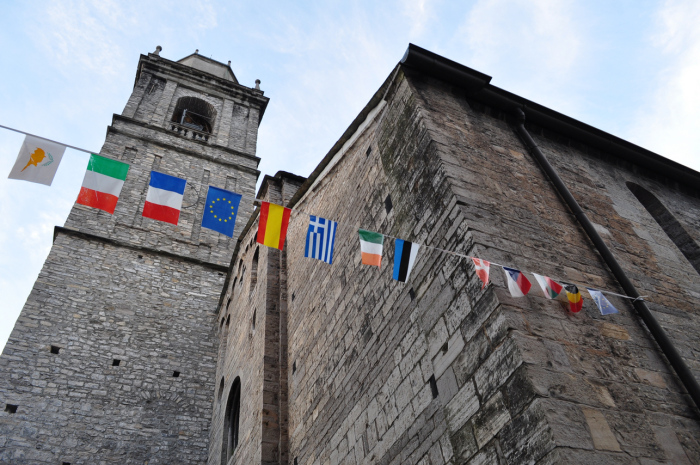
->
left=195, top=49, right=199, bottom=54
left=228, top=60, right=231, bottom=67
left=154, top=45, right=162, bottom=56
left=255, top=79, right=261, bottom=90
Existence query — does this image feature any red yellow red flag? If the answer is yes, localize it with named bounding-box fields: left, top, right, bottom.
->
left=257, top=202, right=291, bottom=250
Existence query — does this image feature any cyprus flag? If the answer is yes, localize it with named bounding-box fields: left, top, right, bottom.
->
left=8, top=135, right=66, bottom=186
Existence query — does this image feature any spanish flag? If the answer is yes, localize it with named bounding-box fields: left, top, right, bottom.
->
left=257, top=201, right=291, bottom=250
left=562, top=283, right=583, bottom=313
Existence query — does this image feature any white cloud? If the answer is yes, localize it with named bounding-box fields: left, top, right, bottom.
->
left=452, top=0, right=584, bottom=113
left=629, top=0, right=700, bottom=170
left=401, top=0, right=433, bottom=36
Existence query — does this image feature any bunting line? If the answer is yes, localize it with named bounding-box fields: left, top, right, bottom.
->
left=1, top=123, right=646, bottom=306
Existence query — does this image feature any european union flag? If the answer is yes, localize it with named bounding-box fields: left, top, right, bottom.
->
left=201, top=186, right=242, bottom=237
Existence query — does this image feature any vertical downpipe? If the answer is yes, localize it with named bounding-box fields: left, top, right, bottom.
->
left=512, top=107, right=700, bottom=413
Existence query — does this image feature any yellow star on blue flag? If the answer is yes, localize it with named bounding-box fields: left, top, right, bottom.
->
left=201, top=186, right=242, bottom=237
left=587, top=288, right=619, bottom=315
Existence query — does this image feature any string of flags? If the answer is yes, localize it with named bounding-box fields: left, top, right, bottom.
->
left=5, top=128, right=640, bottom=317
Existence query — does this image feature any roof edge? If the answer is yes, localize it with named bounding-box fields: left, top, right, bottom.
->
left=401, top=43, right=700, bottom=189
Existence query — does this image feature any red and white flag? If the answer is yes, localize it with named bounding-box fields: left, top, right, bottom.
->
left=472, top=258, right=490, bottom=288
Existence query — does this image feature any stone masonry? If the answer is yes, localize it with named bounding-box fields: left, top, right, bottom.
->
left=210, top=46, right=700, bottom=464
left=3, top=44, right=700, bottom=465
left=0, top=50, right=266, bottom=464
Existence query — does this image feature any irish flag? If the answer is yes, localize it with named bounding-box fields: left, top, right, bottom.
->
left=359, top=229, right=383, bottom=267
left=257, top=201, right=291, bottom=250
left=76, top=154, right=129, bottom=214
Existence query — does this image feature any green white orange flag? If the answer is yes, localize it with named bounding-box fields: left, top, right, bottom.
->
left=8, top=135, right=66, bottom=186
left=76, top=154, right=130, bottom=214
left=359, top=229, right=383, bottom=267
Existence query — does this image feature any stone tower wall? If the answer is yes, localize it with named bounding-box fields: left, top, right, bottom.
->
left=0, top=52, right=266, bottom=464
left=208, top=173, right=303, bottom=465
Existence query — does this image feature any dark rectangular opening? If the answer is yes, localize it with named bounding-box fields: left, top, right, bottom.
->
left=292, top=361, right=296, bottom=374
left=366, top=146, right=372, bottom=156
left=429, top=375, right=438, bottom=399
left=172, top=371, right=181, bottom=378
left=384, top=195, right=393, bottom=214
left=63, top=462, right=71, bottom=465
left=409, top=288, right=415, bottom=301
left=5, top=404, right=18, bottom=414
left=112, top=359, right=121, bottom=367
left=50, top=345, right=60, bottom=354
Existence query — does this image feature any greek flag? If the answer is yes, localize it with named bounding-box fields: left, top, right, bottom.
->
left=305, top=215, right=337, bottom=264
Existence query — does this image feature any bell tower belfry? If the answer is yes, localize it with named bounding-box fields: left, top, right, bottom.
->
left=0, top=47, right=267, bottom=464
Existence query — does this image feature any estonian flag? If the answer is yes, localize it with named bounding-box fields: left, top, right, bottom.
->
left=393, top=239, right=420, bottom=282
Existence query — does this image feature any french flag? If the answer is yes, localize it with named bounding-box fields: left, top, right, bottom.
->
left=142, top=171, right=186, bottom=225
left=503, top=266, right=532, bottom=297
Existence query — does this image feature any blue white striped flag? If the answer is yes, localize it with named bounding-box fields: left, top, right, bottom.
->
left=305, top=215, right=337, bottom=264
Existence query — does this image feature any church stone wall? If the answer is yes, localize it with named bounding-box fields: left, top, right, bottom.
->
left=209, top=173, right=302, bottom=465
left=273, top=67, right=700, bottom=465
left=0, top=232, right=223, bottom=464
left=406, top=70, right=700, bottom=463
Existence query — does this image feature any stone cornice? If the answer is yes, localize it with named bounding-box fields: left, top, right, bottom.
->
left=108, top=115, right=261, bottom=177
left=54, top=226, right=229, bottom=273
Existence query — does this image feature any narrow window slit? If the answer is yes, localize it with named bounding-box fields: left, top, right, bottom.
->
left=429, top=375, right=439, bottom=399
left=50, top=345, right=60, bottom=354
left=112, top=359, right=121, bottom=367
left=5, top=404, right=18, bottom=414
left=172, top=371, right=181, bottom=378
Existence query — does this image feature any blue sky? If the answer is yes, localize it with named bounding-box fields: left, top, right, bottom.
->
left=1, top=0, right=699, bottom=351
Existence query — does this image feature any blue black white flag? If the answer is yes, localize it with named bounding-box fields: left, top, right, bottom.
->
left=305, top=215, right=337, bottom=264
left=393, top=239, right=420, bottom=282
left=587, top=288, right=619, bottom=315
left=201, top=186, right=242, bottom=237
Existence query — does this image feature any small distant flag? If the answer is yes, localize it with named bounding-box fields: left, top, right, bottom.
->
left=562, top=283, right=583, bottom=313
left=8, top=135, right=66, bottom=186
left=142, top=171, right=186, bottom=225
left=76, top=154, right=129, bottom=214
left=201, top=186, right=242, bottom=237
left=305, top=215, right=337, bottom=264
left=472, top=258, right=490, bottom=288
left=587, top=289, right=619, bottom=315
left=358, top=229, right=383, bottom=267
left=257, top=201, right=291, bottom=250
left=503, top=267, right=532, bottom=297
left=393, top=239, right=420, bottom=282
left=533, top=273, right=563, bottom=299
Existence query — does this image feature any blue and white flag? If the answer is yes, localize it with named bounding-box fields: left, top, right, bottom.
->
left=305, top=215, right=337, bottom=264
left=587, top=288, right=619, bottom=315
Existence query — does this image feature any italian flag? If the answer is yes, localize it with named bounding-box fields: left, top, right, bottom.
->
left=77, top=154, right=130, bottom=214
left=359, top=229, right=383, bottom=267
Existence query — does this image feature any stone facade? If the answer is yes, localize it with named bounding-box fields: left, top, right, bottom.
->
left=211, top=49, right=700, bottom=465
left=0, top=51, right=266, bottom=464
left=3, top=45, right=700, bottom=465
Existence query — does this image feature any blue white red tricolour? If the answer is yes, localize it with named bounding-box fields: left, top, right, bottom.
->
left=142, top=171, right=187, bottom=225
left=503, top=266, right=532, bottom=297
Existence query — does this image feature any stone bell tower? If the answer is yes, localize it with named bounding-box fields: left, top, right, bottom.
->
left=0, top=47, right=267, bottom=464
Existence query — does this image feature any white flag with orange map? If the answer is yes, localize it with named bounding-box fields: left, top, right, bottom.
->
left=8, top=135, right=66, bottom=186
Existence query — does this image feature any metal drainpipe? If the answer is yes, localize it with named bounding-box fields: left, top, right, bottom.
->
left=513, top=107, right=700, bottom=413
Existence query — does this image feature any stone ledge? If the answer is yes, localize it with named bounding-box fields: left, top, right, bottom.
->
left=53, top=226, right=228, bottom=273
